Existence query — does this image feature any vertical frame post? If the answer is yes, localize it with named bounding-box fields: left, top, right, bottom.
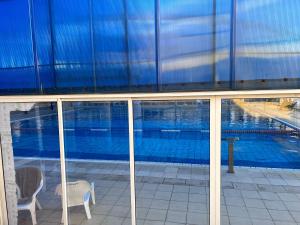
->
left=0, top=137, right=8, bottom=225
left=57, top=99, right=69, bottom=225
left=155, top=0, right=161, bottom=91
left=229, top=0, right=237, bottom=89
left=128, top=99, right=136, bottom=225
left=88, top=0, right=97, bottom=91
left=28, top=0, right=42, bottom=93
left=210, top=96, right=221, bottom=225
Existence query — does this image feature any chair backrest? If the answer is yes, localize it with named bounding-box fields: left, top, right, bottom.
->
left=67, top=180, right=91, bottom=206
left=15, top=167, right=42, bottom=199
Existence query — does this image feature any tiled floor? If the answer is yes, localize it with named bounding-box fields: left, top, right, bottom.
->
left=14, top=159, right=300, bottom=225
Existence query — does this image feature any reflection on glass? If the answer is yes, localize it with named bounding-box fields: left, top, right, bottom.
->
left=0, top=103, right=61, bottom=224
left=63, top=102, right=131, bottom=225
left=221, top=98, right=300, bottom=225
left=134, top=100, right=210, bottom=225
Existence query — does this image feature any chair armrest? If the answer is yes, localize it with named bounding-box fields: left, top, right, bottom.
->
left=32, top=178, right=43, bottom=199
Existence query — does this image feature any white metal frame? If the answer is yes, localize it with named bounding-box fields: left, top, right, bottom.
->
left=0, top=136, right=8, bottom=225
left=0, top=89, right=300, bottom=225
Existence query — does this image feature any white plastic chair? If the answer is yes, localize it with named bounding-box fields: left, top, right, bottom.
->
left=56, top=180, right=95, bottom=220
left=16, top=167, right=43, bottom=225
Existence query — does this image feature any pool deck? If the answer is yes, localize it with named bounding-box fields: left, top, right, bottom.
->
left=234, top=100, right=300, bottom=131
left=14, top=158, right=300, bottom=225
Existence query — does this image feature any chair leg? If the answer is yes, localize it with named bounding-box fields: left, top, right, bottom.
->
left=36, top=199, right=42, bottom=210
left=84, top=201, right=92, bottom=219
left=29, top=205, right=37, bottom=225
left=91, top=182, right=96, bottom=205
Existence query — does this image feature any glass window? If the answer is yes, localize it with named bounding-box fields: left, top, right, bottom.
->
left=221, top=98, right=300, bottom=225
left=134, top=100, right=210, bottom=225
left=63, top=101, right=132, bottom=225
left=234, top=0, right=300, bottom=89
left=0, top=102, right=61, bottom=224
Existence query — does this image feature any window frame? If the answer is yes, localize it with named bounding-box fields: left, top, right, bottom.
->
left=0, top=89, right=300, bottom=225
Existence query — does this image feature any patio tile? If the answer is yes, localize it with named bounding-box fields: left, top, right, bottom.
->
left=223, top=189, right=241, bottom=197
left=221, top=216, right=230, bottom=225
left=92, top=204, right=113, bottom=215
left=269, top=209, right=295, bottom=222
left=136, top=208, right=150, bottom=219
left=189, top=186, right=206, bottom=194
left=109, top=206, right=130, bottom=217
left=225, top=196, right=245, bottom=206
left=101, top=216, right=125, bottom=225
left=247, top=207, right=271, bottom=220
left=155, top=191, right=172, bottom=200
left=166, top=210, right=187, bottom=224
left=172, top=193, right=189, bottom=202
left=68, top=212, right=85, bottom=225
left=252, top=219, right=274, bottom=225
left=241, top=190, right=260, bottom=199
left=229, top=217, right=252, bottom=225
left=122, top=218, right=132, bottom=225
left=157, top=184, right=173, bottom=192
left=169, top=201, right=188, bottom=211
left=264, top=200, right=287, bottom=210
left=146, top=209, right=167, bottom=221
left=187, top=212, right=208, bottom=225
left=137, top=191, right=155, bottom=199
left=144, top=220, right=165, bottom=225
left=136, top=198, right=152, bottom=208
left=164, top=222, right=185, bottom=225
left=188, top=193, right=206, bottom=203
left=259, top=192, right=280, bottom=201
left=80, top=214, right=106, bottom=225
left=290, top=211, right=300, bottom=223
left=136, top=219, right=145, bottom=225
left=188, top=202, right=208, bottom=213
left=173, top=185, right=190, bottom=193
left=278, top=193, right=300, bottom=202
left=151, top=199, right=170, bottom=210
left=284, top=201, right=300, bottom=211
left=244, top=198, right=265, bottom=208
left=227, top=206, right=248, bottom=217
left=274, top=222, right=298, bottom=225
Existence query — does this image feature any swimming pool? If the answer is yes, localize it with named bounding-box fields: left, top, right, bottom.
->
left=11, top=100, right=300, bottom=169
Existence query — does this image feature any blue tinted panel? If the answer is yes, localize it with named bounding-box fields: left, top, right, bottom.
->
left=51, top=0, right=94, bottom=89
left=128, top=0, right=157, bottom=87
left=235, top=0, right=300, bottom=86
left=159, top=0, right=215, bottom=89
left=0, top=67, right=36, bottom=91
left=55, top=64, right=93, bottom=89
left=0, top=0, right=299, bottom=94
left=93, top=0, right=129, bottom=88
left=0, top=0, right=37, bottom=91
left=0, top=0, right=33, bottom=68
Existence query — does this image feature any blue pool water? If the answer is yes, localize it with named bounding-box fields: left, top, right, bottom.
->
left=11, top=101, right=300, bottom=169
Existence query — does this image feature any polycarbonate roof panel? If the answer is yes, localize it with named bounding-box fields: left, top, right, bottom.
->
left=0, top=0, right=299, bottom=95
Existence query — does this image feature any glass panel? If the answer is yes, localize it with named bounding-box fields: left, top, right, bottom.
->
left=235, top=0, right=300, bottom=89
left=0, top=102, right=61, bottom=224
left=128, top=0, right=157, bottom=89
left=0, top=0, right=37, bottom=93
left=221, top=98, right=300, bottom=225
left=63, top=101, right=132, bottom=225
left=52, top=0, right=94, bottom=90
left=134, top=100, right=210, bottom=225
left=93, top=0, right=129, bottom=90
left=159, top=0, right=216, bottom=90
